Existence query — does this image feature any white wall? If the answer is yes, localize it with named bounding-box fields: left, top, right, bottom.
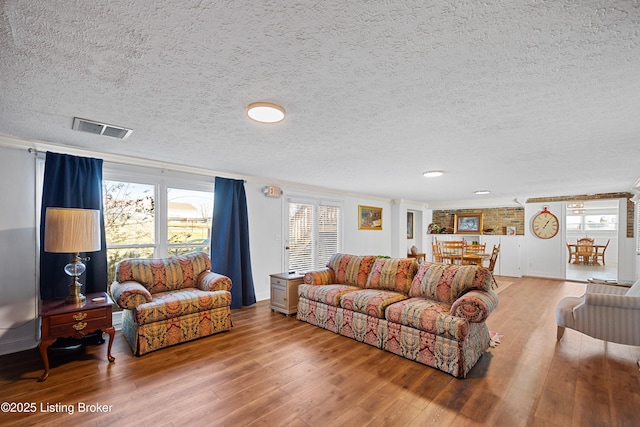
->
left=0, top=147, right=39, bottom=355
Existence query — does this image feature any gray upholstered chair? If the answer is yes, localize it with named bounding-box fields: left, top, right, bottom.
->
left=556, top=280, right=640, bottom=346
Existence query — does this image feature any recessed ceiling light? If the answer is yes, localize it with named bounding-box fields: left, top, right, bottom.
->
left=475, top=190, right=491, bottom=195
left=246, top=102, right=285, bottom=123
left=422, top=170, right=444, bottom=178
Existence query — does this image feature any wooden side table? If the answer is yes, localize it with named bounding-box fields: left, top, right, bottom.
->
left=408, top=253, right=426, bottom=263
left=38, top=291, right=115, bottom=381
left=270, top=272, right=304, bottom=316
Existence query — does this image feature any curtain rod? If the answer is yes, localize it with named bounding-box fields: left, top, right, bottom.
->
left=27, top=147, right=247, bottom=182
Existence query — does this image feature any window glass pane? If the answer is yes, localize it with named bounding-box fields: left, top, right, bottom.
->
left=288, top=203, right=314, bottom=273
left=167, top=188, right=213, bottom=251
left=584, top=214, right=617, bottom=231
left=566, top=215, right=582, bottom=231
left=103, top=181, right=155, bottom=245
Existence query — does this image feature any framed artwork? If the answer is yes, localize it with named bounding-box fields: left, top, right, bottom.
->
left=407, top=211, right=414, bottom=239
left=358, top=205, right=382, bottom=230
left=454, top=214, right=483, bottom=234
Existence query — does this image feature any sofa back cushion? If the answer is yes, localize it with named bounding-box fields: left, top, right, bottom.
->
left=409, top=262, right=492, bottom=304
left=327, top=253, right=377, bottom=287
left=365, top=258, right=418, bottom=294
left=115, top=252, right=212, bottom=294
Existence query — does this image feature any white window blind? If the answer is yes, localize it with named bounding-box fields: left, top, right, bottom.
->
left=288, top=202, right=314, bottom=273
left=636, top=201, right=640, bottom=254
left=287, top=199, right=342, bottom=273
left=318, top=205, right=340, bottom=267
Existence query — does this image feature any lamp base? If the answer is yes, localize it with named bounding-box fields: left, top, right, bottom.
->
left=65, top=292, right=86, bottom=305
left=64, top=254, right=87, bottom=305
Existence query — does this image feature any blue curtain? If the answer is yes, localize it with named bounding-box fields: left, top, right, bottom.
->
left=210, top=177, right=256, bottom=308
left=39, top=152, right=108, bottom=300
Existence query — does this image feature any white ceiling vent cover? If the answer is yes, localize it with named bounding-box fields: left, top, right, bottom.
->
left=72, top=117, right=133, bottom=140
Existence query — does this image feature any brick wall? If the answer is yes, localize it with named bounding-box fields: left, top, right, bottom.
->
left=431, top=207, right=524, bottom=235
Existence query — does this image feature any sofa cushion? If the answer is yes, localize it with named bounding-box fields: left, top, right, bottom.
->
left=340, top=289, right=407, bottom=319
left=134, top=288, right=232, bottom=325
left=409, top=262, right=492, bottom=304
left=298, top=284, right=361, bottom=307
left=385, top=298, right=469, bottom=340
left=327, top=253, right=377, bottom=287
left=365, top=258, right=418, bottom=294
left=116, top=252, right=212, bottom=294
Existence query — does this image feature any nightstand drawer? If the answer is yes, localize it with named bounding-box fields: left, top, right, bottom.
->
left=271, top=277, right=286, bottom=286
left=50, top=316, right=109, bottom=337
left=49, top=307, right=109, bottom=326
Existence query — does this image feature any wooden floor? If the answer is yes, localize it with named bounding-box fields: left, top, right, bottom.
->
left=1, top=276, right=639, bottom=426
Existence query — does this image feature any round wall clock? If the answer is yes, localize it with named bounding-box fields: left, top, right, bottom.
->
left=532, top=207, right=559, bottom=239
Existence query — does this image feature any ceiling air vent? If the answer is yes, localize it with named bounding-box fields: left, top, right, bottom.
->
left=72, top=117, right=133, bottom=140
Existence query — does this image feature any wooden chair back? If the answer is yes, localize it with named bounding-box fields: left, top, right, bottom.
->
left=465, top=242, right=486, bottom=254
left=486, top=244, right=500, bottom=273
left=439, top=240, right=464, bottom=265
left=594, top=239, right=610, bottom=265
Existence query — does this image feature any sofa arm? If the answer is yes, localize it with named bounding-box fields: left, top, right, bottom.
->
left=585, top=293, right=640, bottom=309
left=198, top=271, right=232, bottom=292
left=110, top=281, right=152, bottom=310
left=586, top=283, right=628, bottom=296
left=450, top=290, right=499, bottom=323
left=303, top=269, right=335, bottom=286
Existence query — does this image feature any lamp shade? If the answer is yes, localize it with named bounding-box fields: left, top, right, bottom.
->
left=44, top=207, right=101, bottom=253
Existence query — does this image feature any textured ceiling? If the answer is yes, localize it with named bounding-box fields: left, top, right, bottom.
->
left=1, top=1, right=639, bottom=205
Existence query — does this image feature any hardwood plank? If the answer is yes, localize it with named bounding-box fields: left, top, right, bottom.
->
left=1, top=276, right=639, bottom=426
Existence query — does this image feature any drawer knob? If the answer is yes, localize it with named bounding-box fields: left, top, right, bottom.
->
left=73, top=312, right=87, bottom=321
left=72, top=322, right=87, bottom=331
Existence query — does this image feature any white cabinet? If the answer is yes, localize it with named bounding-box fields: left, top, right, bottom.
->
left=270, top=273, right=304, bottom=316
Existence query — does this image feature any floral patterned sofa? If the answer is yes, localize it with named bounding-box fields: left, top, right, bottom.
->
left=297, top=253, right=499, bottom=377
left=110, top=252, right=232, bottom=356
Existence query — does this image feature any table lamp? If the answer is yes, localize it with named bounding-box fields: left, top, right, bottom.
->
left=44, top=207, right=101, bottom=304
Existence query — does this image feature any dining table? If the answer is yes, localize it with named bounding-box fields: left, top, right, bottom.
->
left=567, top=243, right=607, bottom=265
left=439, top=251, right=490, bottom=265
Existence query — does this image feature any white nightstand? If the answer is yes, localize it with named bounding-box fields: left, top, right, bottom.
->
left=270, top=272, right=304, bottom=316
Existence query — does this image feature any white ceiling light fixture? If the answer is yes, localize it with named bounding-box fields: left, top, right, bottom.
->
left=422, top=170, right=444, bottom=178
left=475, top=190, right=491, bottom=195
left=246, top=102, right=285, bottom=123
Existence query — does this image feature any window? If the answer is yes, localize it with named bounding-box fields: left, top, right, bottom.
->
left=167, top=188, right=213, bottom=255
left=103, top=180, right=156, bottom=285
left=103, top=168, right=214, bottom=286
left=286, top=198, right=342, bottom=273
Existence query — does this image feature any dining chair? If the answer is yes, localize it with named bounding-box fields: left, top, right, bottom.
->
left=432, top=240, right=443, bottom=263
left=439, top=240, right=465, bottom=265
left=566, top=243, right=577, bottom=264
left=576, top=237, right=595, bottom=265
left=485, top=244, right=500, bottom=288
left=593, top=239, right=610, bottom=265
left=464, top=242, right=486, bottom=254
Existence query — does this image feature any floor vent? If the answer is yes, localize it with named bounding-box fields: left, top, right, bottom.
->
left=72, top=117, right=133, bottom=140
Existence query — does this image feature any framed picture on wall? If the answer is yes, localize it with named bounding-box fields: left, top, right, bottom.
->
left=454, top=214, right=483, bottom=234
left=358, top=205, right=382, bottom=230
left=407, top=211, right=414, bottom=239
